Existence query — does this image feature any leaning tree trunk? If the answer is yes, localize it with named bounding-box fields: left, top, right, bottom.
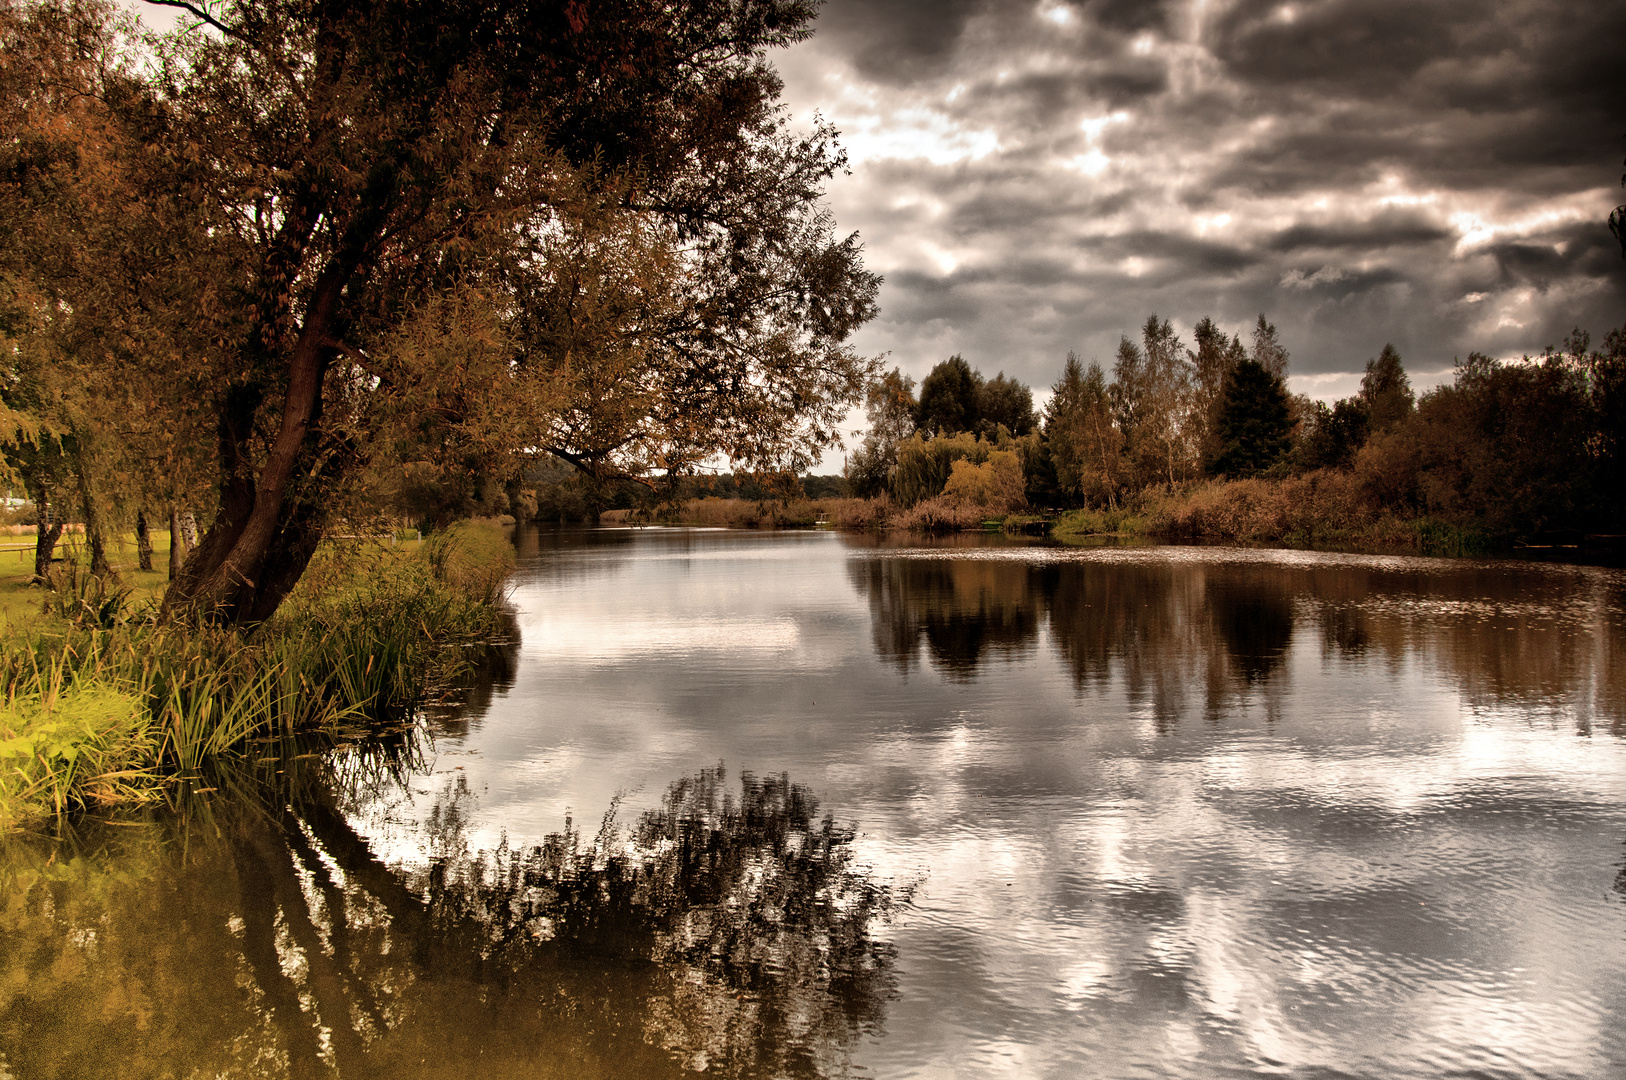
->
left=163, top=271, right=350, bottom=624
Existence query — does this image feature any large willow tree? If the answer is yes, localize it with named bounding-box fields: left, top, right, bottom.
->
left=1, top=0, right=879, bottom=623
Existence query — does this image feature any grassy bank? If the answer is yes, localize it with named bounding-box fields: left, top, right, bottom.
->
left=579, top=482, right=1486, bottom=552
left=1050, top=475, right=1487, bottom=554
left=0, top=520, right=515, bottom=830
left=602, top=497, right=890, bottom=530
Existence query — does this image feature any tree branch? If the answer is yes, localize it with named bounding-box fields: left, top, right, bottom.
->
left=142, top=1, right=239, bottom=41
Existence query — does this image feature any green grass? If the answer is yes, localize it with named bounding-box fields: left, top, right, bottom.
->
left=0, top=527, right=173, bottom=633
left=1050, top=507, right=1148, bottom=541
left=0, top=520, right=515, bottom=830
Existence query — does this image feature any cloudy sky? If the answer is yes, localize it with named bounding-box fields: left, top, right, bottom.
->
left=773, top=0, right=1626, bottom=410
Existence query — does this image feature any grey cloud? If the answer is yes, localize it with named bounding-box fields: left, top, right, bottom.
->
left=811, top=0, right=990, bottom=84
left=1209, top=0, right=1472, bottom=91
left=784, top=0, right=1626, bottom=415
left=1083, top=63, right=1170, bottom=107
left=1082, top=0, right=1172, bottom=35
left=1266, top=214, right=1452, bottom=253
left=1280, top=265, right=1408, bottom=301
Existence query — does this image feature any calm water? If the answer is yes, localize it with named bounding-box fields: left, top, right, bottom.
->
left=4, top=526, right=1626, bottom=1079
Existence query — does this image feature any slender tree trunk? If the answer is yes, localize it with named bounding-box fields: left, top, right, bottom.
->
left=135, top=510, right=154, bottom=571
left=168, top=505, right=185, bottom=580
left=73, top=454, right=111, bottom=579
left=32, top=493, right=63, bottom=581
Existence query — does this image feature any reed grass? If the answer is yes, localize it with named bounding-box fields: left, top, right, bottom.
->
left=885, top=495, right=991, bottom=532
left=0, top=519, right=517, bottom=829
left=660, top=497, right=825, bottom=528
left=0, top=657, right=156, bottom=824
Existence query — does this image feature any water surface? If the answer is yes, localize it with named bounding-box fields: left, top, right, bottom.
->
left=4, top=526, right=1625, bottom=1079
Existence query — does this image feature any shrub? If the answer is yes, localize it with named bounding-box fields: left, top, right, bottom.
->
left=0, top=674, right=156, bottom=826
left=887, top=495, right=990, bottom=532
left=942, top=450, right=1027, bottom=512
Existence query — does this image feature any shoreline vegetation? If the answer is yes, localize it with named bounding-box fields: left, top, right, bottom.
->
left=0, top=520, right=515, bottom=830
left=600, top=484, right=1513, bottom=557
left=586, top=315, right=1624, bottom=562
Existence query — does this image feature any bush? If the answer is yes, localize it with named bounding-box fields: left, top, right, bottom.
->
left=887, top=495, right=990, bottom=532
left=942, top=450, right=1027, bottom=512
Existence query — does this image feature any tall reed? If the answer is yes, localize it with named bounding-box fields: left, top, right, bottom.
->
left=2, top=520, right=518, bottom=828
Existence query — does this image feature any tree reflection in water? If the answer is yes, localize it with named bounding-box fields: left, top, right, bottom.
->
left=0, top=753, right=903, bottom=1079
left=848, top=545, right=1625, bottom=732
left=848, top=557, right=1039, bottom=678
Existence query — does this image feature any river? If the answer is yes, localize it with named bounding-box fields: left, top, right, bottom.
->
left=4, top=525, right=1625, bottom=1079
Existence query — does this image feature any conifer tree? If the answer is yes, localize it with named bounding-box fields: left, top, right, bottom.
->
left=1210, top=358, right=1292, bottom=477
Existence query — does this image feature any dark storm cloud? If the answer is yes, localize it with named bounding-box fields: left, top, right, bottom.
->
left=1266, top=214, right=1452, bottom=253
left=775, top=0, right=1626, bottom=418
left=809, top=0, right=987, bottom=83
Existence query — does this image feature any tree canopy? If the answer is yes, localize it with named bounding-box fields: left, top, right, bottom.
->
left=0, top=0, right=879, bottom=622
left=1361, top=344, right=1415, bottom=432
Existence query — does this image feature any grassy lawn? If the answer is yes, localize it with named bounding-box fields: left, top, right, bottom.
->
left=0, top=530, right=176, bottom=638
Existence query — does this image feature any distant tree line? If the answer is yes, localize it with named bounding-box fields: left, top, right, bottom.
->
left=849, top=313, right=1626, bottom=541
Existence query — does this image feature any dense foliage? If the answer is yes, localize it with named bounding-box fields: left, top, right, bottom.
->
left=0, top=0, right=879, bottom=623
left=852, top=310, right=1626, bottom=544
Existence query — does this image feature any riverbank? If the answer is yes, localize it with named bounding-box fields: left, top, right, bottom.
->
left=595, top=480, right=1543, bottom=558
left=0, top=520, right=515, bottom=830
left=1049, top=476, right=1489, bottom=554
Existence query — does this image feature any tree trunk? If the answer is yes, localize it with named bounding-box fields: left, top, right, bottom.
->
left=73, top=453, right=112, bottom=579
left=162, top=263, right=354, bottom=624
left=168, top=505, right=185, bottom=580
left=33, top=493, right=63, bottom=582
left=136, top=510, right=154, bottom=572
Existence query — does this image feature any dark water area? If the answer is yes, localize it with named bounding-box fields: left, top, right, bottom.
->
left=4, top=526, right=1626, bottom=1078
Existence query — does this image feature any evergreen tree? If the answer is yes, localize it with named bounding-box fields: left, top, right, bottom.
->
left=1210, top=358, right=1292, bottom=477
